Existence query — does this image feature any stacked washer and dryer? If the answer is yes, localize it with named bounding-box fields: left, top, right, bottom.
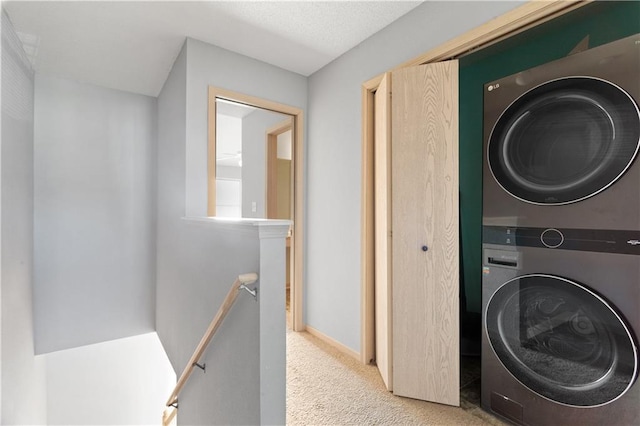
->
left=481, top=34, right=640, bottom=425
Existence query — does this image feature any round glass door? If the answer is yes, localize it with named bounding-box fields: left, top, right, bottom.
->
left=488, top=77, right=640, bottom=204
left=485, top=274, right=638, bottom=407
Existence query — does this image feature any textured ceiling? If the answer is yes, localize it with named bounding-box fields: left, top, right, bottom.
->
left=4, top=1, right=423, bottom=97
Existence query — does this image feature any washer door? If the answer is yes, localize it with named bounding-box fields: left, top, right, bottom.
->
left=488, top=77, right=640, bottom=204
left=485, top=274, right=638, bottom=407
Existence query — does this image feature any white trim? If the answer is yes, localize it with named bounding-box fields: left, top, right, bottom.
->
left=305, top=325, right=360, bottom=362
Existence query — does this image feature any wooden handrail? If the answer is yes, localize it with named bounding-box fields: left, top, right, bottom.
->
left=162, top=406, right=177, bottom=426
left=165, top=273, right=259, bottom=410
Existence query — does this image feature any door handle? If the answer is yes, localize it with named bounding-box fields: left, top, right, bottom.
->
left=421, top=245, right=428, bottom=252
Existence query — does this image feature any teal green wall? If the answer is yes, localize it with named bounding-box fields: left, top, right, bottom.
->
left=459, top=1, right=640, bottom=314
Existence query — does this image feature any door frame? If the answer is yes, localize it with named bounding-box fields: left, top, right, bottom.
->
left=360, top=0, right=591, bottom=364
left=208, top=86, right=305, bottom=332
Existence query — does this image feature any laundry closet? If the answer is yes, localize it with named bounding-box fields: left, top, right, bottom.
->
left=365, top=2, right=640, bottom=423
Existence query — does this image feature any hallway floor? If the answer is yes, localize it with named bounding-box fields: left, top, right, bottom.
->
left=286, top=327, right=506, bottom=425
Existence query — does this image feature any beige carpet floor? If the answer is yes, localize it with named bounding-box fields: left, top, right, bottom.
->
left=286, top=328, right=506, bottom=426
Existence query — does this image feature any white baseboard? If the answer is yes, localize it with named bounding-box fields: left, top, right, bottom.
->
left=304, top=324, right=361, bottom=362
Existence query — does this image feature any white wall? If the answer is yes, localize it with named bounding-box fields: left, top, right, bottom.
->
left=216, top=113, right=242, bottom=169
left=241, top=108, right=288, bottom=218
left=45, top=332, right=175, bottom=425
left=216, top=114, right=243, bottom=217
left=33, top=74, right=157, bottom=354
left=277, top=130, right=292, bottom=160
left=0, top=9, right=48, bottom=424
left=305, top=1, right=525, bottom=352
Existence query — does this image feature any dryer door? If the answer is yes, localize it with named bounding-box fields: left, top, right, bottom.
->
left=488, top=77, right=640, bottom=205
left=485, top=274, right=638, bottom=407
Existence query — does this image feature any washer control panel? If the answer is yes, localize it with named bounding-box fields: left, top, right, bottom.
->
left=483, top=226, right=640, bottom=255
left=540, top=228, right=564, bottom=248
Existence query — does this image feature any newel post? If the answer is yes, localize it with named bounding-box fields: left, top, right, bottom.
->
left=256, top=221, right=290, bottom=425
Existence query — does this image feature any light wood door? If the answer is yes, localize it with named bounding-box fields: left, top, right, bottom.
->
left=266, top=130, right=292, bottom=220
left=374, top=72, right=392, bottom=391
left=390, top=60, right=459, bottom=405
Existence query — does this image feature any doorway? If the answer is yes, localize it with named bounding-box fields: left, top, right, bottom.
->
left=208, top=86, right=305, bottom=332
left=266, top=119, right=294, bottom=321
left=359, top=0, right=592, bottom=407
left=368, top=63, right=461, bottom=406
left=360, top=0, right=590, bottom=367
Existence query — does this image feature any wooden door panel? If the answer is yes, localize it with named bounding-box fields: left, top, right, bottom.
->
left=374, top=72, right=393, bottom=391
left=391, top=61, right=459, bottom=406
left=276, top=159, right=292, bottom=219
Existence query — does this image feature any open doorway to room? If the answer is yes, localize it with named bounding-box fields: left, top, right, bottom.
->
left=207, top=87, right=305, bottom=332
left=265, top=119, right=294, bottom=322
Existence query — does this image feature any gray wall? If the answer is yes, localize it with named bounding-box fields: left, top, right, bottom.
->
left=157, top=219, right=288, bottom=426
left=184, top=37, right=307, bottom=217
left=241, top=108, right=288, bottom=218
left=156, top=43, right=187, bottom=371
left=162, top=222, right=262, bottom=426
left=1, top=9, right=48, bottom=424
left=156, top=41, right=286, bottom=424
left=305, top=1, right=524, bottom=352
left=156, top=42, right=260, bottom=425
left=33, top=74, right=157, bottom=354
left=174, top=46, right=303, bottom=422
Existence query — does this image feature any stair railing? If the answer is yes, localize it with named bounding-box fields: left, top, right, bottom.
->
left=162, top=273, right=259, bottom=425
